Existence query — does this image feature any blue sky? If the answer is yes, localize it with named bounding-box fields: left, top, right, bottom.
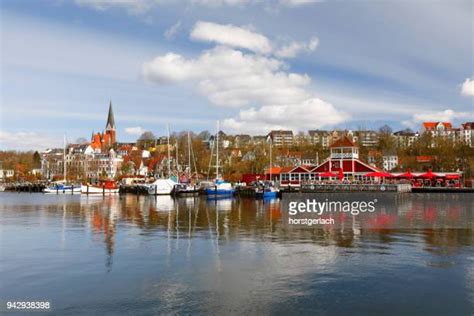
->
left=0, top=0, right=473, bottom=150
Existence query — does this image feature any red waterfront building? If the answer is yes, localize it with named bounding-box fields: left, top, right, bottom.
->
left=269, top=136, right=381, bottom=186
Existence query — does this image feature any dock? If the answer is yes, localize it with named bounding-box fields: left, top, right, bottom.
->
left=299, top=183, right=412, bottom=193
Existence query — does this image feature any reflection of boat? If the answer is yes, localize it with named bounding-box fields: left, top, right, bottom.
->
left=81, top=180, right=119, bottom=194
left=44, top=183, right=81, bottom=194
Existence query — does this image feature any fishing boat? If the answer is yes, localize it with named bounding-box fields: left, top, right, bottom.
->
left=205, top=121, right=235, bottom=197
left=81, top=180, right=119, bottom=194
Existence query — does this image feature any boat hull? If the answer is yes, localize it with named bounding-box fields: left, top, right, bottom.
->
left=81, top=185, right=119, bottom=194
left=144, top=179, right=176, bottom=195
left=206, top=188, right=236, bottom=196
left=44, top=186, right=81, bottom=194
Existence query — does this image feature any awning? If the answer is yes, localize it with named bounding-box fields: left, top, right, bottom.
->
left=319, top=171, right=337, bottom=177
left=364, top=171, right=393, bottom=178
left=419, top=169, right=438, bottom=179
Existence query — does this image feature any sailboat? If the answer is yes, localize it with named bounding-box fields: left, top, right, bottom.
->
left=144, top=124, right=177, bottom=195
left=44, top=134, right=81, bottom=194
left=255, top=138, right=279, bottom=199
left=175, top=131, right=200, bottom=195
left=206, top=121, right=235, bottom=197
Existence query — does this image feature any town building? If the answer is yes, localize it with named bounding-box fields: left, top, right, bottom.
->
left=393, top=129, right=419, bottom=147
left=460, top=122, right=474, bottom=147
left=267, top=130, right=294, bottom=146
left=354, top=130, right=378, bottom=147
left=307, top=130, right=330, bottom=148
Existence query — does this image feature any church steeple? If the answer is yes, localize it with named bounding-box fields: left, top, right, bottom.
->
left=105, top=101, right=115, bottom=131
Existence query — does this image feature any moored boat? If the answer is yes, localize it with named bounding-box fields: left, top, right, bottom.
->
left=44, top=183, right=81, bottom=194
left=175, top=183, right=200, bottom=196
left=206, top=179, right=235, bottom=196
left=81, top=180, right=119, bottom=194
left=255, top=185, right=279, bottom=199
left=142, top=178, right=177, bottom=195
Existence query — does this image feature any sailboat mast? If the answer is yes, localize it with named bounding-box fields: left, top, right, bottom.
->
left=187, top=131, right=191, bottom=176
left=167, top=124, right=171, bottom=177
left=269, top=138, right=272, bottom=181
left=176, top=139, right=179, bottom=173
left=216, top=121, right=219, bottom=179
left=63, top=134, right=67, bottom=182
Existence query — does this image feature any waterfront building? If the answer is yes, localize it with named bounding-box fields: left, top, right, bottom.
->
left=275, top=136, right=380, bottom=186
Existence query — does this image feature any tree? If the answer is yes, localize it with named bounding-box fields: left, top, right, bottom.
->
left=32, top=151, right=41, bottom=168
left=137, top=131, right=156, bottom=149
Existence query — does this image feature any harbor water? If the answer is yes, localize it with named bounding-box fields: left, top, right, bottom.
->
left=0, top=192, right=473, bottom=314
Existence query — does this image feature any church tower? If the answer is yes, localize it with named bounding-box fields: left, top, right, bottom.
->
left=104, top=101, right=116, bottom=145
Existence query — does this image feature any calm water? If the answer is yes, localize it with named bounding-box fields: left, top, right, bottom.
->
left=0, top=192, right=473, bottom=315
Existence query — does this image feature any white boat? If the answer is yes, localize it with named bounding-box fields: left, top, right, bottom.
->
left=143, top=178, right=177, bottom=195
left=44, top=183, right=81, bottom=194
left=81, top=180, right=119, bottom=194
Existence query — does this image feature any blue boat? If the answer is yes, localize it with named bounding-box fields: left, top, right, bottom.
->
left=206, top=179, right=235, bottom=196
left=255, top=186, right=279, bottom=199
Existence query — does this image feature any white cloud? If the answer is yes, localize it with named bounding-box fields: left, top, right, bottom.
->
left=144, top=21, right=347, bottom=133
left=190, top=21, right=272, bottom=54
left=0, top=130, right=61, bottom=151
left=461, top=78, right=474, bottom=96
left=275, top=37, right=319, bottom=58
left=191, top=0, right=253, bottom=6
left=279, top=0, right=324, bottom=7
left=75, top=0, right=153, bottom=14
left=143, top=46, right=310, bottom=107
left=164, top=21, right=182, bottom=39
left=125, top=126, right=146, bottom=136
left=223, top=98, right=348, bottom=134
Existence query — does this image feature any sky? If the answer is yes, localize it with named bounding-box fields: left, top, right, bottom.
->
left=0, top=0, right=473, bottom=150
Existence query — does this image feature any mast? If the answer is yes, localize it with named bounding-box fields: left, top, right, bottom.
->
left=176, top=139, right=179, bottom=174
left=269, top=138, right=272, bottom=181
left=187, top=131, right=191, bottom=176
left=167, top=124, right=171, bottom=177
left=63, top=134, right=67, bottom=182
left=216, top=121, right=219, bottom=179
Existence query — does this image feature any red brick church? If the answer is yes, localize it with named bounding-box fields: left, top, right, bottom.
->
left=91, top=102, right=116, bottom=150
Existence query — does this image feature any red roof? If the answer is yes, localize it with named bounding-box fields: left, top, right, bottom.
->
left=329, top=135, right=355, bottom=148
left=423, top=122, right=452, bottom=130
left=265, top=167, right=283, bottom=175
